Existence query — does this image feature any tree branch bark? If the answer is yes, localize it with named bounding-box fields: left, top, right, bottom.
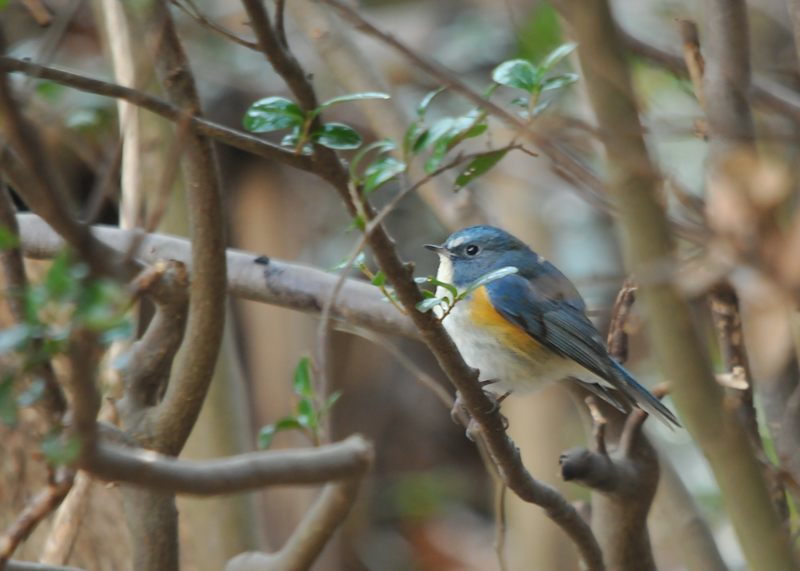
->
left=555, top=1, right=798, bottom=569
left=16, top=213, right=415, bottom=338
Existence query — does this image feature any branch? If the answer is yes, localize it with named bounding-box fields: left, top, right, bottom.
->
left=555, top=1, right=798, bottom=569
left=559, top=400, right=658, bottom=571
left=0, top=474, right=74, bottom=568
left=6, top=561, right=83, bottom=571
left=118, top=261, right=189, bottom=423
left=240, top=2, right=604, bottom=569
left=702, top=0, right=755, bottom=151
left=136, top=2, right=225, bottom=457
left=225, top=478, right=363, bottom=571
left=618, top=27, right=800, bottom=124
left=39, top=472, right=94, bottom=567
left=82, top=435, right=372, bottom=495
left=0, top=42, right=131, bottom=281
left=0, top=56, right=314, bottom=172
left=16, top=213, right=415, bottom=338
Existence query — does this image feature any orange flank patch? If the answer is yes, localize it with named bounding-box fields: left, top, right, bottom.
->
left=468, top=286, right=547, bottom=358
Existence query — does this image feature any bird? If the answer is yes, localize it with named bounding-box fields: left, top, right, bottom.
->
left=425, top=225, right=680, bottom=427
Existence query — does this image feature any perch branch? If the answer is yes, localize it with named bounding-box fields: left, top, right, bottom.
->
left=240, top=1, right=604, bottom=568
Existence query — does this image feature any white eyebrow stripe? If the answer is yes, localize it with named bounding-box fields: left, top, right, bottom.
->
left=449, top=236, right=465, bottom=248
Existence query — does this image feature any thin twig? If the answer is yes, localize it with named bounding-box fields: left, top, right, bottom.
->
left=0, top=472, right=74, bottom=567
left=171, top=0, right=259, bottom=50
left=0, top=56, right=313, bottom=172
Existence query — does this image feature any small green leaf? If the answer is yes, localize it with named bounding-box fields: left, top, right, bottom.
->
left=371, top=271, right=387, bottom=286
left=0, top=376, right=17, bottom=425
left=243, top=96, right=305, bottom=133
left=540, top=42, right=577, bottom=72
left=492, top=59, right=538, bottom=92
left=312, top=123, right=363, bottom=150
left=0, top=226, right=18, bottom=249
left=350, top=138, right=396, bottom=179
left=403, top=122, right=426, bottom=158
left=296, top=398, right=316, bottom=429
left=541, top=73, right=579, bottom=92
left=363, top=156, right=406, bottom=195
left=41, top=433, right=81, bottom=465
left=465, top=266, right=519, bottom=295
left=351, top=215, right=366, bottom=231
left=416, top=297, right=446, bottom=313
left=331, top=251, right=367, bottom=271
left=454, top=149, right=509, bottom=191
left=258, top=425, right=276, bottom=449
left=0, top=324, right=31, bottom=354
left=45, top=253, right=76, bottom=300
left=318, top=92, right=390, bottom=111
left=417, top=87, right=446, bottom=117
left=415, top=276, right=458, bottom=298
left=424, top=138, right=450, bottom=173
left=292, top=357, right=313, bottom=399
left=322, top=390, right=342, bottom=413
left=532, top=99, right=553, bottom=117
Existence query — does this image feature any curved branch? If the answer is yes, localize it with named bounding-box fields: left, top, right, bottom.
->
left=16, top=213, right=415, bottom=338
left=225, top=477, right=363, bottom=571
left=83, top=435, right=372, bottom=495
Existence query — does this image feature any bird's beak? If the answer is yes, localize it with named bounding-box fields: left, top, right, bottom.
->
left=424, top=244, right=448, bottom=256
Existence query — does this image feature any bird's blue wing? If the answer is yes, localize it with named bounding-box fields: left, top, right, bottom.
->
left=484, top=274, right=616, bottom=384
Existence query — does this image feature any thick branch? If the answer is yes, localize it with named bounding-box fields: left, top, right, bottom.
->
left=16, top=213, right=415, bottom=338
left=241, top=2, right=604, bottom=569
left=556, top=1, right=797, bottom=569
left=83, top=435, right=372, bottom=495
left=140, top=2, right=226, bottom=456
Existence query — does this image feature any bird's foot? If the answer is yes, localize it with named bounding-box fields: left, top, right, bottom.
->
left=450, top=382, right=511, bottom=441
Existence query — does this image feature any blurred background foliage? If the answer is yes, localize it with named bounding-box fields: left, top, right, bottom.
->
left=1, top=0, right=799, bottom=569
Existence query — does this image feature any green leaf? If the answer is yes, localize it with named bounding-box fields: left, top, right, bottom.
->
left=464, top=266, right=519, bottom=296
left=540, top=42, right=577, bottom=72
left=415, top=297, right=446, bottom=313
left=350, top=138, right=396, bottom=179
left=322, top=390, right=342, bottom=414
left=414, top=276, right=458, bottom=299
left=243, top=96, right=305, bottom=133
left=0, top=324, right=31, bottom=354
left=296, top=398, right=316, bottom=429
left=363, top=156, right=406, bottom=195
left=417, top=87, right=446, bottom=118
left=351, top=214, right=366, bottom=231
left=292, top=357, right=313, bottom=399
left=257, top=416, right=305, bottom=449
left=454, top=149, right=509, bottom=191
left=318, top=92, right=390, bottom=111
left=0, top=0, right=11, bottom=11
left=0, top=376, right=17, bottom=425
left=532, top=99, right=553, bottom=117
left=41, top=433, right=81, bottom=465
left=312, top=123, right=363, bottom=150
left=424, top=138, right=450, bottom=173
left=371, top=271, right=387, bottom=286
left=45, top=252, right=76, bottom=300
left=492, top=59, right=538, bottom=92
left=403, top=122, right=426, bottom=158
left=541, top=73, right=579, bottom=92
left=331, top=251, right=367, bottom=271
left=0, top=226, right=18, bottom=249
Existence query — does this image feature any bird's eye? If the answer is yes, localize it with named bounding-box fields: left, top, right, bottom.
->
left=465, top=244, right=480, bottom=256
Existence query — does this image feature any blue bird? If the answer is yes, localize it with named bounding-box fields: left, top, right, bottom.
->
left=425, top=225, right=680, bottom=427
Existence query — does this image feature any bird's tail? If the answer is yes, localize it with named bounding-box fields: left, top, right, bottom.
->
left=610, top=360, right=681, bottom=428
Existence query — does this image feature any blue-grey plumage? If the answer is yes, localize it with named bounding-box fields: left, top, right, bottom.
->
left=425, top=225, right=680, bottom=427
